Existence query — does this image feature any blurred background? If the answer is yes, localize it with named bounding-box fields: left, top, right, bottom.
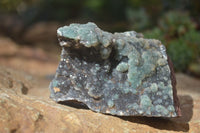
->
left=0, top=0, right=200, bottom=77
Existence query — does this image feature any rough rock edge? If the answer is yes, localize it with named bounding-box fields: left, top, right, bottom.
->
left=168, top=57, right=181, bottom=116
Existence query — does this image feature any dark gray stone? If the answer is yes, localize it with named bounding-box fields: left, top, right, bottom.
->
left=49, top=22, right=181, bottom=117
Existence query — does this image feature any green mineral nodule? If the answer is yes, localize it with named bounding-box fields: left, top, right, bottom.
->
left=50, top=22, right=181, bottom=117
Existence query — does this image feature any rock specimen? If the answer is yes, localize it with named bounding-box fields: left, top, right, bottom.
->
left=49, top=22, right=181, bottom=117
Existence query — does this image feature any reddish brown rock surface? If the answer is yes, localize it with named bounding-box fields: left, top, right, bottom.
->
left=0, top=36, right=199, bottom=133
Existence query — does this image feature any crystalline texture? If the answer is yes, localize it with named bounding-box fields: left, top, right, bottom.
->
left=50, top=22, right=181, bottom=117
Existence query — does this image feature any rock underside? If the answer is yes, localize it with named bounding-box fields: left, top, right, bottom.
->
left=49, top=22, right=181, bottom=117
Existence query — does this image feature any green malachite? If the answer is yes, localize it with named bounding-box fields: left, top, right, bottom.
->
left=50, top=22, right=181, bottom=117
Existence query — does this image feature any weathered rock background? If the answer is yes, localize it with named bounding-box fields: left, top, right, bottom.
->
left=0, top=35, right=200, bottom=133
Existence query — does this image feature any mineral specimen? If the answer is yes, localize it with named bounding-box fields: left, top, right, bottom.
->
left=49, top=22, right=181, bottom=117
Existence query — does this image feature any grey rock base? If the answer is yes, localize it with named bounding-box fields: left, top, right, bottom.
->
left=50, top=22, right=181, bottom=117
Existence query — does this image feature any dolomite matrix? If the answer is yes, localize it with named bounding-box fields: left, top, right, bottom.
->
left=49, top=22, right=181, bottom=117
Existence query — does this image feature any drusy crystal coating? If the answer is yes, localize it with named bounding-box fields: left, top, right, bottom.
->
left=50, top=22, right=181, bottom=117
